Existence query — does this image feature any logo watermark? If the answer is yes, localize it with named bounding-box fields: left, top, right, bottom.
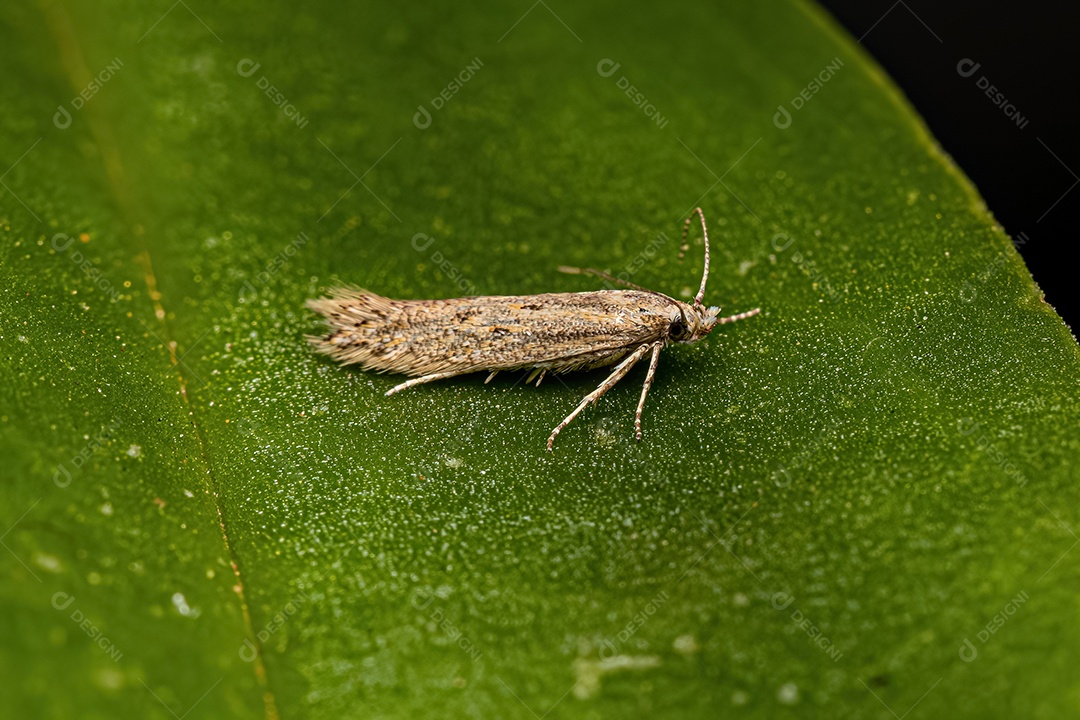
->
left=956, top=59, right=1029, bottom=130
left=54, top=58, right=124, bottom=129
left=958, top=590, right=1029, bottom=661
left=959, top=233, right=1029, bottom=303
left=240, top=592, right=309, bottom=661
left=51, top=234, right=123, bottom=302
left=413, top=58, right=484, bottom=130
left=597, top=59, right=668, bottom=129
left=773, top=419, right=840, bottom=488
left=411, top=233, right=477, bottom=296
left=595, top=232, right=669, bottom=290
left=598, top=590, right=669, bottom=660
left=51, top=591, right=123, bottom=661
left=53, top=419, right=122, bottom=488
left=958, top=418, right=1028, bottom=487
left=771, top=231, right=841, bottom=303
left=772, top=591, right=843, bottom=662
left=239, top=231, right=308, bottom=300
left=411, top=588, right=482, bottom=660
left=237, top=59, right=309, bottom=129
left=773, top=57, right=844, bottom=129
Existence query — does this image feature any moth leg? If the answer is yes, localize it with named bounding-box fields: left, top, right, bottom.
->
left=523, top=368, right=548, bottom=386
left=634, top=342, right=664, bottom=441
left=485, top=371, right=499, bottom=384
left=716, top=307, right=761, bottom=325
left=557, top=266, right=653, bottom=293
left=385, top=371, right=466, bottom=396
left=547, top=344, right=651, bottom=451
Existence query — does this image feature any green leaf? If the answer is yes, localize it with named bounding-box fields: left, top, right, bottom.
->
left=3, top=1, right=1078, bottom=718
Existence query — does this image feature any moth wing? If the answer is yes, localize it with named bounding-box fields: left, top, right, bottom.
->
left=308, top=289, right=672, bottom=377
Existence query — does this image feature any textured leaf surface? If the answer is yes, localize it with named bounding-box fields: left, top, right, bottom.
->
left=2, top=1, right=1078, bottom=718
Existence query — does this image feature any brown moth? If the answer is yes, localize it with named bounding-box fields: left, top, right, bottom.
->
left=307, top=208, right=760, bottom=450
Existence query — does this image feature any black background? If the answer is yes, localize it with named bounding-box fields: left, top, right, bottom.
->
left=819, top=1, right=1076, bottom=332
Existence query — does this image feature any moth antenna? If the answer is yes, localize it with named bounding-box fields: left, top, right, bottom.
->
left=558, top=265, right=653, bottom=293
left=681, top=207, right=710, bottom=308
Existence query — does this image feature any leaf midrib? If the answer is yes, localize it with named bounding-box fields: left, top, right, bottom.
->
left=39, top=1, right=277, bottom=716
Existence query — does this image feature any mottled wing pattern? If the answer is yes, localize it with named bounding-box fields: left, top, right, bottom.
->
left=307, top=289, right=677, bottom=377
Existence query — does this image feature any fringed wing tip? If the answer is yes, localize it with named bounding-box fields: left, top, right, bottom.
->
left=305, top=292, right=352, bottom=357
left=304, top=332, right=332, bottom=351
left=326, top=285, right=376, bottom=301
left=305, top=297, right=329, bottom=315
left=305, top=288, right=398, bottom=367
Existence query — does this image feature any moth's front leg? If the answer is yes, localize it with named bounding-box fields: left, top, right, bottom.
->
left=634, top=342, right=664, bottom=441
left=546, top=344, right=651, bottom=451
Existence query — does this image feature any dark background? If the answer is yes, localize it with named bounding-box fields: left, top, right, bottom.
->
left=819, top=1, right=1076, bottom=332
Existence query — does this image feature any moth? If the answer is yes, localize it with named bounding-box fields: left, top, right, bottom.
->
left=307, top=208, right=760, bottom=450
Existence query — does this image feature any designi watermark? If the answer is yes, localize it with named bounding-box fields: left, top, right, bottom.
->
left=773, top=419, right=840, bottom=488
left=239, top=231, right=308, bottom=301
left=958, top=417, right=1029, bottom=487
left=772, top=591, right=843, bottom=662
left=597, top=59, right=669, bottom=129
left=958, top=233, right=1029, bottom=303
left=52, top=591, right=123, bottom=661
left=240, top=591, right=309, bottom=662
left=773, top=57, right=844, bottom=129
left=411, top=588, right=482, bottom=661
left=957, top=58, right=1029, bottom=130
left=237, top=59, right=309, bottom=129
left=53, top=419, right=122, bottom=488
left=54, top=58, right=124, bottom=129
left=598, top=590, right=669, bottom=660
left=411, top=233, right=477, bottom=296
left=597, top=232, right=670, bottom=291
left=770, top=231, right=841, bottom=303
left=959, top=590, right=1029, bottom=661
left=413, top=58, right=484, bottom=130
left=51, top=234, right=123, bottom=302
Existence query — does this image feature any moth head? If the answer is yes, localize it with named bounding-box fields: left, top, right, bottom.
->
left=668, top=302, right=720, bottom=343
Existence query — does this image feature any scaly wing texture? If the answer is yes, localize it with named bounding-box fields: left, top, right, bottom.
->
left=306, top=289, right=674, bottom=377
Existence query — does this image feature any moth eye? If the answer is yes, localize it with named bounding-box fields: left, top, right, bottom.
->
left=669, top=319, right=689, bottom=340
